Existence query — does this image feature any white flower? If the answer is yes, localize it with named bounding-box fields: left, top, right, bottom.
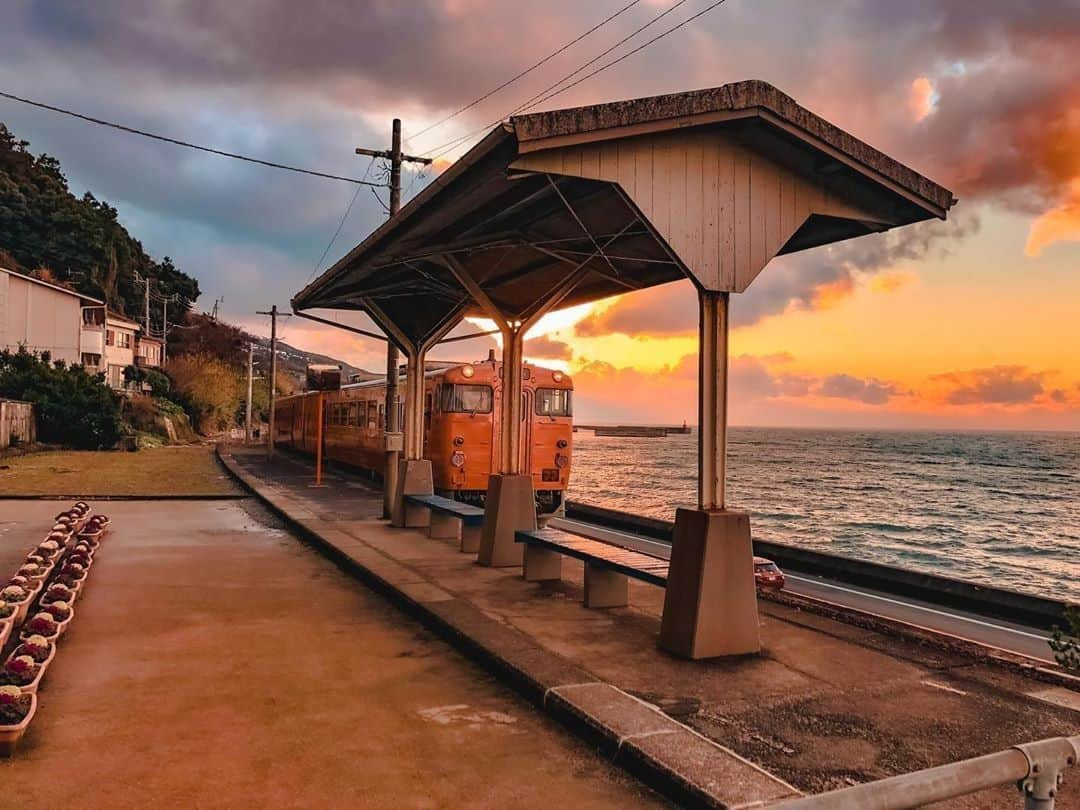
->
left=24, top=635, right=49, bottom=649
left=0, top=685, right=21, bottom=700
left=30, top=612, right=54, bottom=626
left=13, top=655, right=35, bottom=668
left=40, top=540, right=60, bottom=550
left=49, top=601, right=69, bottom=613
left=2, top=586, right=27, bottom=599
left=66, top=562, right=85, bottom=573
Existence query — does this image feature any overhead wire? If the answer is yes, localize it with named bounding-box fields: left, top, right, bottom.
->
left=418, top=0, right=694, bottom=160
left=407, top=0, right=643, bottom=144
left=305, top=156, right=377, bottom=285
left=0, top=89, right=384, bottom=186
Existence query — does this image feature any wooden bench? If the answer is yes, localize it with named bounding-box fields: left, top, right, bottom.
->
left=515, top=527, right=669, bottom=607
left=404, top=494, right=486, bottom=553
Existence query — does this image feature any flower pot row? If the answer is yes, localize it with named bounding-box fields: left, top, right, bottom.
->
left=0, top=501, right=110, bottom=756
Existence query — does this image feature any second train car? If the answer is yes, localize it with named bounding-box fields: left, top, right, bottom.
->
left=273, top=355, right=573, bottom=514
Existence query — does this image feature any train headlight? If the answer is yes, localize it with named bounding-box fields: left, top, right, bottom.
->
left=556, top=439, right=568, bottom=449
left=461, top=365, right=475, bottom=378
left=553, top=372, right=563, bottom=382
left=554, top=453, right=569, bottom=469
left=451, top=451, right=466, bottom=468
left=453, top=435, right=465, bottom=446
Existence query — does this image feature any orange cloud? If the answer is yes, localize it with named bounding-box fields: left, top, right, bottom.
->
left=868, top=270, right=918, bottom=294
left=1026, top=179, right=1080, bottom=256
left=810, top=276, right=856, bottom=310
left=909, top=77, right=936, bottom=121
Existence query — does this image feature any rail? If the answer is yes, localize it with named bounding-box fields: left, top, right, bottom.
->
left=773, top=735, right=1078, bottom=809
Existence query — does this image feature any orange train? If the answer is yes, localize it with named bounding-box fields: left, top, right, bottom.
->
left=273, top=356, right=574, bottom=514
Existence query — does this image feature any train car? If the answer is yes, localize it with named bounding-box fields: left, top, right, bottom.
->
left=274, top=355, right=573, bottom=514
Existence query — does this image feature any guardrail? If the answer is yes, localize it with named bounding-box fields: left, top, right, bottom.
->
left=772, top=735, right=1078, bottom=809
left=564, top=501, right=1072, bottom=631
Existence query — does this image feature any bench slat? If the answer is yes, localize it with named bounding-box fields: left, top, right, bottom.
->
left=516, top=527, right=669, bottom=587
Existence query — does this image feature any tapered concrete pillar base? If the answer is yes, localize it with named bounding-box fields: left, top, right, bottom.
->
left=523, top=544, right=561, bottom=581
left=477, top=474, right=535, bottom=567
left=391, top=459, right=433, bottom=528
left=460, top=525, right=481, bottom=554
left=659, top=508, right=760, bottom=659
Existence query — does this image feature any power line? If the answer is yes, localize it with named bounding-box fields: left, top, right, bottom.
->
left=420, top=0, right=693, bottom=160
left=408, top=0, right=643, bottom=144
left=305, top=156, right=376, bottom=285
left=527, top=0, right=732, bottom=111
left=0, top=89, right=385, bottom=186
left=422, top=0, right=730, bottom=163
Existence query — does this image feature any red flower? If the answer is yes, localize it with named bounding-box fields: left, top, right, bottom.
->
left=6, top=658, right=30, bottom=674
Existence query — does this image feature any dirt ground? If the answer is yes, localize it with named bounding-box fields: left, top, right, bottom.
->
left=0, top=499, right=666, bottom=809
left=0, top=445, right=240, bottom=496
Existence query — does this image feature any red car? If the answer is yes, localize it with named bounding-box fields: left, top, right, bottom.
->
left=754, top=557, right=785, bottom=591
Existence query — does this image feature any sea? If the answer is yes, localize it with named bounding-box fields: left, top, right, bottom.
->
left=567, top=428, right=1080, bottom=603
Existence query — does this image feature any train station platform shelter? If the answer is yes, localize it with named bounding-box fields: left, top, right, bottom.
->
left=293, top=80, right=955, bottom=659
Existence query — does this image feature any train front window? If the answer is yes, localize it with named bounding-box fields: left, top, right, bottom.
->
left=439, top=383, right=492, bottom=414
left=535, top=388, right=572, bottom=417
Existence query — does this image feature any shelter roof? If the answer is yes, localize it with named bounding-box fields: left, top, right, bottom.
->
left=294, top=81, right=955, bottom=349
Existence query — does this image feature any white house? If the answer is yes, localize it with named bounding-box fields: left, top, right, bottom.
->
left=103, top=310, right=139, bottom=389
left=0, top=267, right=103, bottom=365
left=135, top=334, right=163, bottom=369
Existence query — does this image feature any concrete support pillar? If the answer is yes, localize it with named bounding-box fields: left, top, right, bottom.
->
left=391, top=346, right=434, bottom=527
left=460, top=524, right=482, bottom=554
left=428, top=512, right=460, bottom=541
left=523, top=545, right=562, bottom=582
left=658, top=289, right=760, bottom=659
left=584, top=565, right=629, bottom=608
left=477, top=326, right=535, bottom=567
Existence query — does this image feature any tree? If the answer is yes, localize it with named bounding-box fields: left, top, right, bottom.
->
left=0, top=122, right=200, bottom=317
left=0, top=348, right=122, bottom=449
left=165, top=353, right=242, bottom=433
left=1049, top=606, right=1080, bottom=672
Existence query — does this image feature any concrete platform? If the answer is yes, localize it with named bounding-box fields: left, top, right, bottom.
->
left=0, top=498, right=667, bottom=808
left=221, top=447, right=1080, bottom=808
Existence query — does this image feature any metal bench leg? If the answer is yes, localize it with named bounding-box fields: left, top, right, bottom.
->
left=584, top=564, right=628, bottom=608
left=460, top=524, right=482, bottom=554
left=404, top=503, right=431, bottom=529
left=523, top=545, right=561, bottom=582
left=428, top=512, right=460, bottom=541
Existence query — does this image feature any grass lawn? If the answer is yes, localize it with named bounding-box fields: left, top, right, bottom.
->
left=0, top=445, right=242, bottom=496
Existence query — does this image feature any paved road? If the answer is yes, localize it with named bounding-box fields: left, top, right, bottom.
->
left=549, top=517, right=1055, bottom=664
left=0, top=500, right=666, bottom=809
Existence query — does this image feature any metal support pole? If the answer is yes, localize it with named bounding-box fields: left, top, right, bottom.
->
left=698, top=290, right=729, bottom=511
left=245, top=342, right=254, bottom=444
left=499, top=325, right=525, bottom=475
left=314, top=391, right=324, bottom=486
left=403, top=348, right=427, bottom=460
left=256, top=305, right=289, bottom=459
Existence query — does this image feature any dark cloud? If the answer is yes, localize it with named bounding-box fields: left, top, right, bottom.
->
left=524, top=334, right=573, bottom=361
left=934, top=365, right=1048, bottom=405
left=2, top=0, right=1076, bottom=336
left=817, top=374, right=902, bottom=406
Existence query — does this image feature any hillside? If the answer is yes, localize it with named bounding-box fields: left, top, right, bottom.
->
left=0, top=122, right=199, bottom=320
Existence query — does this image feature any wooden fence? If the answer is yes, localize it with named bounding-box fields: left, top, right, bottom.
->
left=0, top=399, right=35, bottom=449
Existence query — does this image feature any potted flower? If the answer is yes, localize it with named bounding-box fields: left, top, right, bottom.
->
left=0, top=654, right=43, bottom=693
left=66, top=550, right=92, bottom=569
left=40, top=583, right=75, bottom=606
left=72, top=542, right=94, bottom=559
left=1, top=585, right=32, bottom=624
left=0, top=685, right=36, bottom=756
left=15, top=564, right=47, bottom=584
left=42, top=601, right=73, bottom=635
left=61, top=561, right=87, bottom=582
left=13, top=636, right=55, bottom=668
left=0, top=605, right=13, bottom=648
left=19, top=612, right=59, bottom=642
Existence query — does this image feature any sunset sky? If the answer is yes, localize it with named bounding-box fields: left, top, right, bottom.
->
left=1, top=1, right=1077, bottom=428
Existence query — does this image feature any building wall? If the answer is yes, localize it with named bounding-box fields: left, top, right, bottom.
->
left=104, top=318, right=137, bottom=389
left=0, top=272, right=83, bottom=364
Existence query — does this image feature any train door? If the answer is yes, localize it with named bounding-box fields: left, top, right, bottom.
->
left=518, top=389, right=534, bottom=474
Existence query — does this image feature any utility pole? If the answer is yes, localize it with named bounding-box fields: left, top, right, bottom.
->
left=143, top=275, right=151, bottom=337
left=161, top=296, right=168, bottom=363
left=256, top=305, right=291, bottom=458
left=246, top=342, right=254, bottom=444
left=356, top=119, right=432, bottom=518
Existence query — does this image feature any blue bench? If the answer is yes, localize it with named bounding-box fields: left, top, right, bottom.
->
left=405, top=494, right=485, bottom=553
left=515, top=527, right=669, bottom=607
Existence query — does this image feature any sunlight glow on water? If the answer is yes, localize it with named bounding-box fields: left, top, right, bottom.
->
left=568, top=428, right=1080, bottom=602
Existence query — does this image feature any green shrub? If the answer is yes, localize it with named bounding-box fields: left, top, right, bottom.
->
left=1049, top=606, right=1080, bottom=672
left=0, top=348, right=122, bottom=449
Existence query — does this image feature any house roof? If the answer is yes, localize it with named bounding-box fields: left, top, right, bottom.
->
left=105, top=310, right=141, bottom=329
left=0, top=267, right=104, bottom=305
